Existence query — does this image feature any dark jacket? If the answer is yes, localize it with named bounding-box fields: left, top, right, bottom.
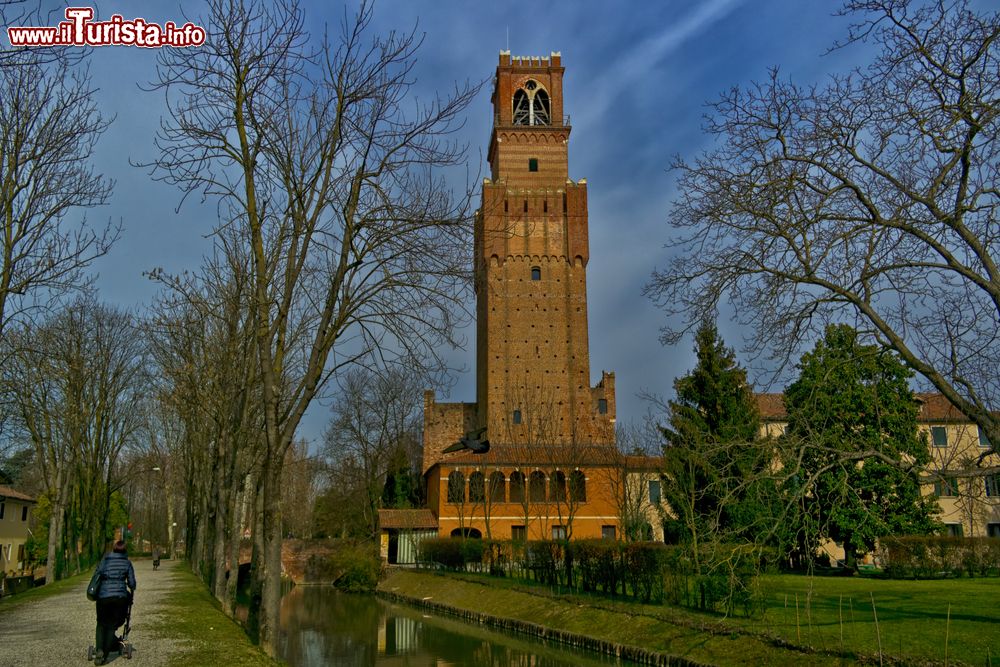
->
left=95, top=551, right=136, bottom=600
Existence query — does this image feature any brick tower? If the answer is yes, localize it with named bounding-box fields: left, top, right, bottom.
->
left=475, top=51, right=615, bottom=448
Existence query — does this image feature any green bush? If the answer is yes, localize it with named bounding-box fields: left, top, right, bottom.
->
left=880, top=536, right=1000, bottom=578
left=328, top=542, right=380, bottom=592
left=623, top=542, right=668, bottom=602
left=419, top=537, right=466, bottom=570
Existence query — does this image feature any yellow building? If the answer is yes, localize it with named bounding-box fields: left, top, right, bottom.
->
left=0, top=485, right=36, bottom=582
left=757, top=392, right=1000, bottom=544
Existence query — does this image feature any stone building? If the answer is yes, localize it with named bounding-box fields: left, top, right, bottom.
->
left=0, top=485, right=36, bottom=590
left=757, top=392, right=1000, bottom=555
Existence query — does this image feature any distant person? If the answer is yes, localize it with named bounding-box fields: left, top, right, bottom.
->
left=93, top=540, right=136, bottom=666
left=152, top=546, right=161, bottom=570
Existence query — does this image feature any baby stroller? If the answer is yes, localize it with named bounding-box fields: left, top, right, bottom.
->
left=87, top=595, right=134, bottom=663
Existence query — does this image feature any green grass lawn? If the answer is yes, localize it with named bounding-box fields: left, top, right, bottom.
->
left=733, top=574, right=1000, bottom=666
left=390, top=569, right=1000, bottom=666
left=152, top=564, right=276, bottom=667
left=0, top=570, right=88, bottom=611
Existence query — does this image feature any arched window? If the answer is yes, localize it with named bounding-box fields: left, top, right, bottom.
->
left=469, top=471, right=485, bottom=503
left=531, top=266, right=541, bottom=281
left=569, top=470, right=587, bottom=502
left=513, top=409, right=522, bottom=425
left=529, top=471, right=547, bottom=502
left=447, top=471, right=465, bottom=504
left=532, top=90, right=550, bottom=125
left=509, top=471, right=525, bottom=503
left=513, top=89, right=531, bottom=125
left=451, top=527, right=482, bottom=539
left=489, top=471, right=506, bottom=503
left=550, top=470, right=567, bottom=501
left=512, top=80, right=551, bottom=126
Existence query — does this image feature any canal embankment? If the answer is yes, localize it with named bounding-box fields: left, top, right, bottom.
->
left=377, top=569, right=850, bottom=666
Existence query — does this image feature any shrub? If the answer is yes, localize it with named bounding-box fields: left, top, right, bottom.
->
left=880, top=536, right=1000, bottom=578
left=307, top=542, right=379, bottom=592
left=623, top=542, right=667, bottom=602
left=419, top=537, right=466, bottom=570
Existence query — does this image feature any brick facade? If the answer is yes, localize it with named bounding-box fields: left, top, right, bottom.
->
left=420, top=52, right=623, bottom=541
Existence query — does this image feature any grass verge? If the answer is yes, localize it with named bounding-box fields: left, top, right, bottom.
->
left=152, top=564, right=276, bottom=667
left=386, top=569, right=1000, bottom=666
left=380, top=569, right=843, bottom=666
left=0, top=570, right=88, bottom=611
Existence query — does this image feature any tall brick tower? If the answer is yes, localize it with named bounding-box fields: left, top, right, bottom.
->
left=475, top=51, right=615, bottom=448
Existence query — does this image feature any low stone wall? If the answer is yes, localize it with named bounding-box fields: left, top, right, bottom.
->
left=376, top=588, right=712, bottom=667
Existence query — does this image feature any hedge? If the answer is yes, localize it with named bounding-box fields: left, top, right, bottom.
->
left=879, top=536, right=1000, bottom=578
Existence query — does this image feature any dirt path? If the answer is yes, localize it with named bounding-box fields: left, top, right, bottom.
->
left=0, top=558, right=189, bottom=667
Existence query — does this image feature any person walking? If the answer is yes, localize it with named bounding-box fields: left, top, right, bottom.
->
left=92, top=540, right=136, bottom=666
left=152, top=546, right=161, bottom=570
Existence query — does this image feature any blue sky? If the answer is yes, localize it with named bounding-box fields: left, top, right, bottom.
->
left=30, top=1, right=886, bottom=444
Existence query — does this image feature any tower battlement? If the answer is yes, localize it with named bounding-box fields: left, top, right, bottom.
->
left=499, top=50, right=562, bottom=68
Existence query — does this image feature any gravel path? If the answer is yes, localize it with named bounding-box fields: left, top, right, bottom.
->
left=0, top=558, right=189, bottom=667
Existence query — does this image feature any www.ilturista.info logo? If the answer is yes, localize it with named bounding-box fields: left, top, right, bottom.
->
left=7, top=7, right=205, bottom=48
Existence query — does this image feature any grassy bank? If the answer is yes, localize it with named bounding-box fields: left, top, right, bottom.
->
left=153, top=564, right=276, bottom=667
left=382, top=569, right=1000, bottom=666
left=0, top=570, right=88, bottom=611
left=735, top=574, right=1000, bottom=666
left=379, top=569, right=843, bottom=665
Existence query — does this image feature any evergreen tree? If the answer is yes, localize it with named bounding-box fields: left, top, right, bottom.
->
left=661, top=322, right=772, bottom=551
left=785, top=325, right=940, bottom=569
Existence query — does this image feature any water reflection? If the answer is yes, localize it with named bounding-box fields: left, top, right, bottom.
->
left=277, top=585, right=637, bottom=667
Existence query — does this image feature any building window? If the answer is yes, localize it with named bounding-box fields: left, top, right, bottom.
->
left=550, top=471, right=567, bottom=501
left=529, top=158, right=538, bottom=172
left=552, top=525, right=567, bottom=540
left=489, top=471, right=506, bottom=503
left=649, top=479, right=661, bottom=504
left=569, top=470, right=586, bottom=502
left=513, top=409, right=522, bottom=425
left=511, top=525, right=526, bottom=541
left=980, top=427, right=991, bottom=448
left=934, top=477, right=958, bottom=497
left=598, top=398, right=608, bottom=414
left=601, top=525, right=616, bottom=540
left=447, top=471, right=466, bottom=504
left=945, top=523, right=964, bottom=537
left=931, top=426, right=948, bottom=447
left=986, top=474, right=1000, bottom=498
left=529, top=471, right=546, bottom=502
left=21, top=506, right=28, bottom=521
left=523, top=199, right=528, bottom=213
left=469, top=471, right=485, bottom=503
left=509, top=471, right=525, bottom=503
left=988, top=523, right=1000, bottom=539
left=512, top=82, right=550, bottom=126
left=531, top=266, right=541, bottom=281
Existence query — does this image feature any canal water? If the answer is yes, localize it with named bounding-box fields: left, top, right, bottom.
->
left=276, top=585, right=640, bottom=666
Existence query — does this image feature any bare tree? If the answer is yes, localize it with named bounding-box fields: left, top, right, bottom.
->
left=646, top=0, right=1000, bottom=453
left=322, top=367, right=422, bottom=539
left=146, top=234, right=263, bottom=614
left=613, top=420, right=663, bottom=542
left=1, top=299, right=145, bottom=582
left=0, top=26, right=116, bottom=339
left=144, top=0, right=479, bottom=650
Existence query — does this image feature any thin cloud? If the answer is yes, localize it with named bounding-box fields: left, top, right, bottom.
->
left=575, top=0, right=744, bottom=130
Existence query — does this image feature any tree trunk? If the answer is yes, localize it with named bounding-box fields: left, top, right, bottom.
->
left=257, top=459, right=284, bottom=657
